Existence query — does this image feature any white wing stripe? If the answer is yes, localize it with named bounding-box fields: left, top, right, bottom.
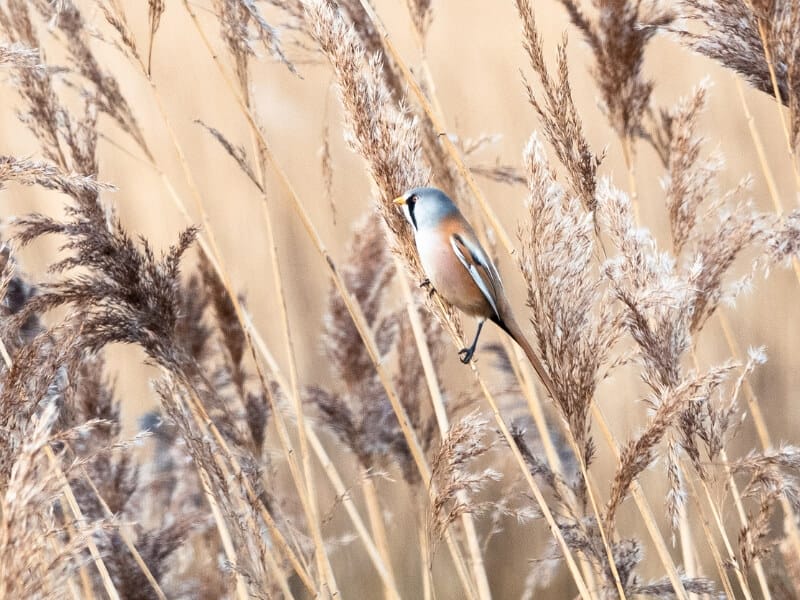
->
left=450, top=234, right=501, bottom=318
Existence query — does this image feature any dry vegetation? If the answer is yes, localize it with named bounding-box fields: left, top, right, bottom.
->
left=2, top=0, right=800, bottom=598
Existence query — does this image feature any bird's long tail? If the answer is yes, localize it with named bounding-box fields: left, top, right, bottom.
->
left=492, top=313, right=556, bottom=400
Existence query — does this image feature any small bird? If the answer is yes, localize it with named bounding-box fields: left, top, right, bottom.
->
left=394, top=186, right=555, bottom=397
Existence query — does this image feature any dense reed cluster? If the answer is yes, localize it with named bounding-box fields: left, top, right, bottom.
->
left=2, top=0, right=800, bottom=598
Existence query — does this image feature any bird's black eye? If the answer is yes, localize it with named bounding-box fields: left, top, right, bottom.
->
left=408, top=193, right=418, bottom=205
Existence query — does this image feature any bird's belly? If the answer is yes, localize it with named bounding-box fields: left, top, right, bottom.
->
left=416, top=234, right=491, bottom=317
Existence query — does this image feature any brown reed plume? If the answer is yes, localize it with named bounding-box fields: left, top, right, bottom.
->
left=515, top=0, right=602, bottom=212
left=681, top=1, right=800, bottom=146
left=428, top=413, right=500, bottom=549
left=303, top=0, right=467, bottom=355
left=303, top=0, right=430, bottom=253
left=554, top=0, right=674, bottom=145
left=520, top=134, right=621, bottom=468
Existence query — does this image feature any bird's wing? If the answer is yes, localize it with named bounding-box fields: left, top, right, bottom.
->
left=450, top=232, right=502, bottom=319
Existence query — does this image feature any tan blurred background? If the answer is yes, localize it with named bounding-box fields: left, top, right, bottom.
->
left=2, top=0, right=800, bottom=596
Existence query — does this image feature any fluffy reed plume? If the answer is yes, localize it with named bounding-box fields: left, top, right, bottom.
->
left=14, top=199, right=197, bottom=366
left=515, top=0, right=602, bottom=211
left=520, top=134, right=621, bottom=467
left=332, top=0, right=459, bottom=197
left=604, top=362, right=736, bottom=528
left=735, top=446, right=800, bottom=568
left=304, top=0, right=469, bottom=349
left=655, top=85, right=769, bottom=333
left=0, top=41, right=36, bottom=67
left=31, top=0, right=150, bottom=156
left=429, top=414, right=500, bottom=548
left=0, top=155, right=112, bottom=198
left=660, top=82, right=719, bottom=255
left=304, top=0, right=430, bottom=253
left=681, top=1, right=800, bottom=145
left=599, top=182, right=706, bottom=531
left=767, top=209, right=800, bottom=266
left=555, top=0, right=674, bottom=144
left=0, top=404, right=96, bottom=599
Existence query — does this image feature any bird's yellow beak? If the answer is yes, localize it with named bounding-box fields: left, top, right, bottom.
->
left=393, top=195, right=407, bottom=206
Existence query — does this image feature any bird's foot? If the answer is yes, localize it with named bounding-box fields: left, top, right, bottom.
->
left=419, top=278, right=436, bottom=298
left=458, top=347, right=475, bottom=364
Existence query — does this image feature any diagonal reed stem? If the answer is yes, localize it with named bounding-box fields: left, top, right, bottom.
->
left=682, top=470, right=738, bottom=599
left=249, top=114, right=339, bottom=598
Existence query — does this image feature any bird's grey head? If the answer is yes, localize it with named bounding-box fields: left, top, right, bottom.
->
left=393, top=187, right=458, bottom=232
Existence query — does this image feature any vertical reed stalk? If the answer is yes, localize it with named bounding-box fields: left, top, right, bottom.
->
left=361, top=474, right=399, bottom=600
left=683, top=472, right=738, bottom=599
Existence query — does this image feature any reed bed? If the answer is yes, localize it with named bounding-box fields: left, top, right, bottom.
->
left=1, top=0, right=800, bottom=598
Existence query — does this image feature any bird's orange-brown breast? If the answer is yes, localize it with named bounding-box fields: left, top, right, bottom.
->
left=416, top=212, right=493, bottom=318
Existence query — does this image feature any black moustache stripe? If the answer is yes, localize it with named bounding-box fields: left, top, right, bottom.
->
left=408, top=200, right=418, bottom=230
